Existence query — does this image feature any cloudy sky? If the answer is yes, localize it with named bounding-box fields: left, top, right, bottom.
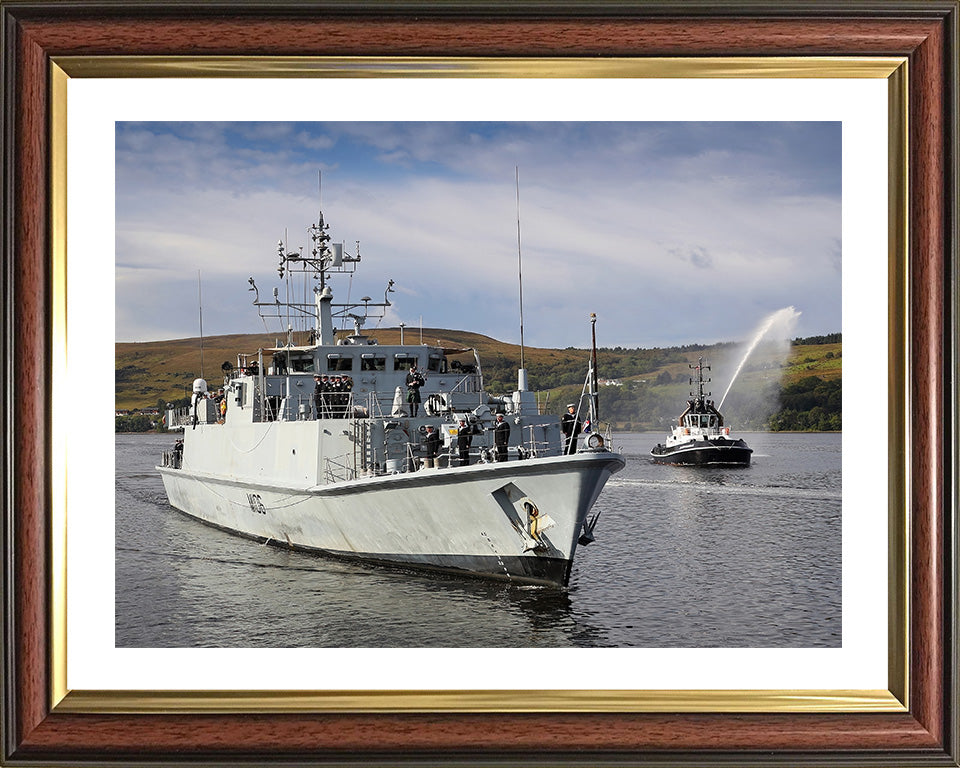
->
left=115, top=121, right=840, bottom=349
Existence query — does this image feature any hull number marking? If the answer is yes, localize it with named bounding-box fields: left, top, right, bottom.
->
left=246, top=493, right=267, bottom=515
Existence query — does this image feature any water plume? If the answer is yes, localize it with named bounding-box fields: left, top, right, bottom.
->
left=718, top=307, right=801, bottom=411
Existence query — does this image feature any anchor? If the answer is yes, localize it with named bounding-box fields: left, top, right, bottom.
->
left=578, top=508, right=603, bottom=545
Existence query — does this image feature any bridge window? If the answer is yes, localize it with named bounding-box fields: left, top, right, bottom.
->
left=427, top=353, right=443, bottom=372
left=291, top=356, right=315, bottom=373
left=360, top=354, right=386, bottom=372
left=394, top=354, right=418, bottom=371
left=327, top=354, right=354, bottom=372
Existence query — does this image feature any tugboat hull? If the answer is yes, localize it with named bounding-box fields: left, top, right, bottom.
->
left=651, top=440, right=752, bottom=466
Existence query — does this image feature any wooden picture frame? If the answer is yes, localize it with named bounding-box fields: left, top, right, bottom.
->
left=2, top=2, right=957, bottom=765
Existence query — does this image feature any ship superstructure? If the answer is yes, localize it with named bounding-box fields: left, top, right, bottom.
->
left=157, top=190, right=624, bottom=587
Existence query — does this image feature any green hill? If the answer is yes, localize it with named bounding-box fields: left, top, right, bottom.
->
left=117, top=330, right=841, bottom=431
left=115, top=327, right=583, bottom=409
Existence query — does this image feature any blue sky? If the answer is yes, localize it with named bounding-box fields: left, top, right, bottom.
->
left=115, top=121, right=841, bottom=349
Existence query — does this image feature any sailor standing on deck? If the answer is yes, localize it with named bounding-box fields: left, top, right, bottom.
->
left=329, top=375, right=342, bottom=417
left=214, top=389, right=226, bottom=424
left=405, top=365, right=425, bottom=417
left=322, top=374, right=334, bottom=417
left=561, top=403, right=582, bottom=455
left=494, top=413, right=510, bottom=462
left=313, top=375, right=324, bottom=419
left=456, top=419, right=472, bottom=466
left=423, top=425, right=441, bottom=469
left=341, top=375, right=354, bottom=417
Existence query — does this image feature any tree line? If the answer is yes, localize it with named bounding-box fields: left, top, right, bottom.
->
left=537, top=374, right=841, bottom=432
left=767, top=376, right=842, bottom=431
left=116, top=397, right=190, bottom=433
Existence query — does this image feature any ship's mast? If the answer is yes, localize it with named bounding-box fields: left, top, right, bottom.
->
left=589, top=312, right=599, bottom=422
left=689, top=357, right=712, bottom=405
left=249, top=176, right=394, bottom=345
left=306, top=204, right=337, bottom=344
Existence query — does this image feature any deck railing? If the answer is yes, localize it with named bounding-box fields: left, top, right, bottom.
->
left=323, top=453, right=357, bottom=484
left=159, top=450, right=182, bottom=469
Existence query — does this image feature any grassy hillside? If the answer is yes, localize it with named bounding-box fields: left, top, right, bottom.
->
left=528, top=341, right=841, bottom=431
left=116, top=327, right=580, bottom=410
left=117, top=329, right=841, bottom=431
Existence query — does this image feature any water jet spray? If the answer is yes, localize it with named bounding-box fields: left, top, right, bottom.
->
left=718, top=307, right=802, bottom=411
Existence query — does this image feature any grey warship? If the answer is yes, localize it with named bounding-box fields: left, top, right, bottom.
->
left=158, top=190, right=624, bottom=587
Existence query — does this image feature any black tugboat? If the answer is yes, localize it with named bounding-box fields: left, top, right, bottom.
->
left=650, top=358, right=752, bottom=466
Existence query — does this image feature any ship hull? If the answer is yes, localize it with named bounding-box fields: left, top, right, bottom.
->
left=650, top=440, right=752, bottom=466
left=158, top=451, right=624, bottom=587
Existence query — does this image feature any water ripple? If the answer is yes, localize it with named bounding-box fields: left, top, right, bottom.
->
left=116, top=431, right=842, bottom=648
left=607, top=476, right=842, bottom=502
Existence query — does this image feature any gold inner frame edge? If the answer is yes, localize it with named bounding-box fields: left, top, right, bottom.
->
left=53, top=55, right=905, bottom=79
left=49, top=55, right=909, bottom=714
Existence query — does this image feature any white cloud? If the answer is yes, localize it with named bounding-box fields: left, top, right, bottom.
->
left=115, top=122, right=841, bottom=348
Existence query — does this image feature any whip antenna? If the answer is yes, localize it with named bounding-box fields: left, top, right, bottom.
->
left=516, top=167, right=528, bottom=391
left=197, top=269, right=204, bottom=379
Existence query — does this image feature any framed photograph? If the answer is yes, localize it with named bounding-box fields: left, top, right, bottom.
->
left=2, top=2, right=956, bottom=765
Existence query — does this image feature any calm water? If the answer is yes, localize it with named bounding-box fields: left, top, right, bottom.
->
left=116, top=432, right=841, bottom=648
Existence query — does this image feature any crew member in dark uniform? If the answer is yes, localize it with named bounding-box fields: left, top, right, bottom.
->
left=341, top=375, right=354, bottom=418
left=494, top=413, right=510, bottom=462
left=423, top=424, right=441, bottom=469
left=272, top=350, right=287, bottom=375
left=406, top=366, right=425, bottom=417
left=561, top=403, right=582, bottom=455
left=456, top=419, right=472, bottom=466
left=313, top=374, right=324, bottom=419
left=329, top=375, right=342, bottom=417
